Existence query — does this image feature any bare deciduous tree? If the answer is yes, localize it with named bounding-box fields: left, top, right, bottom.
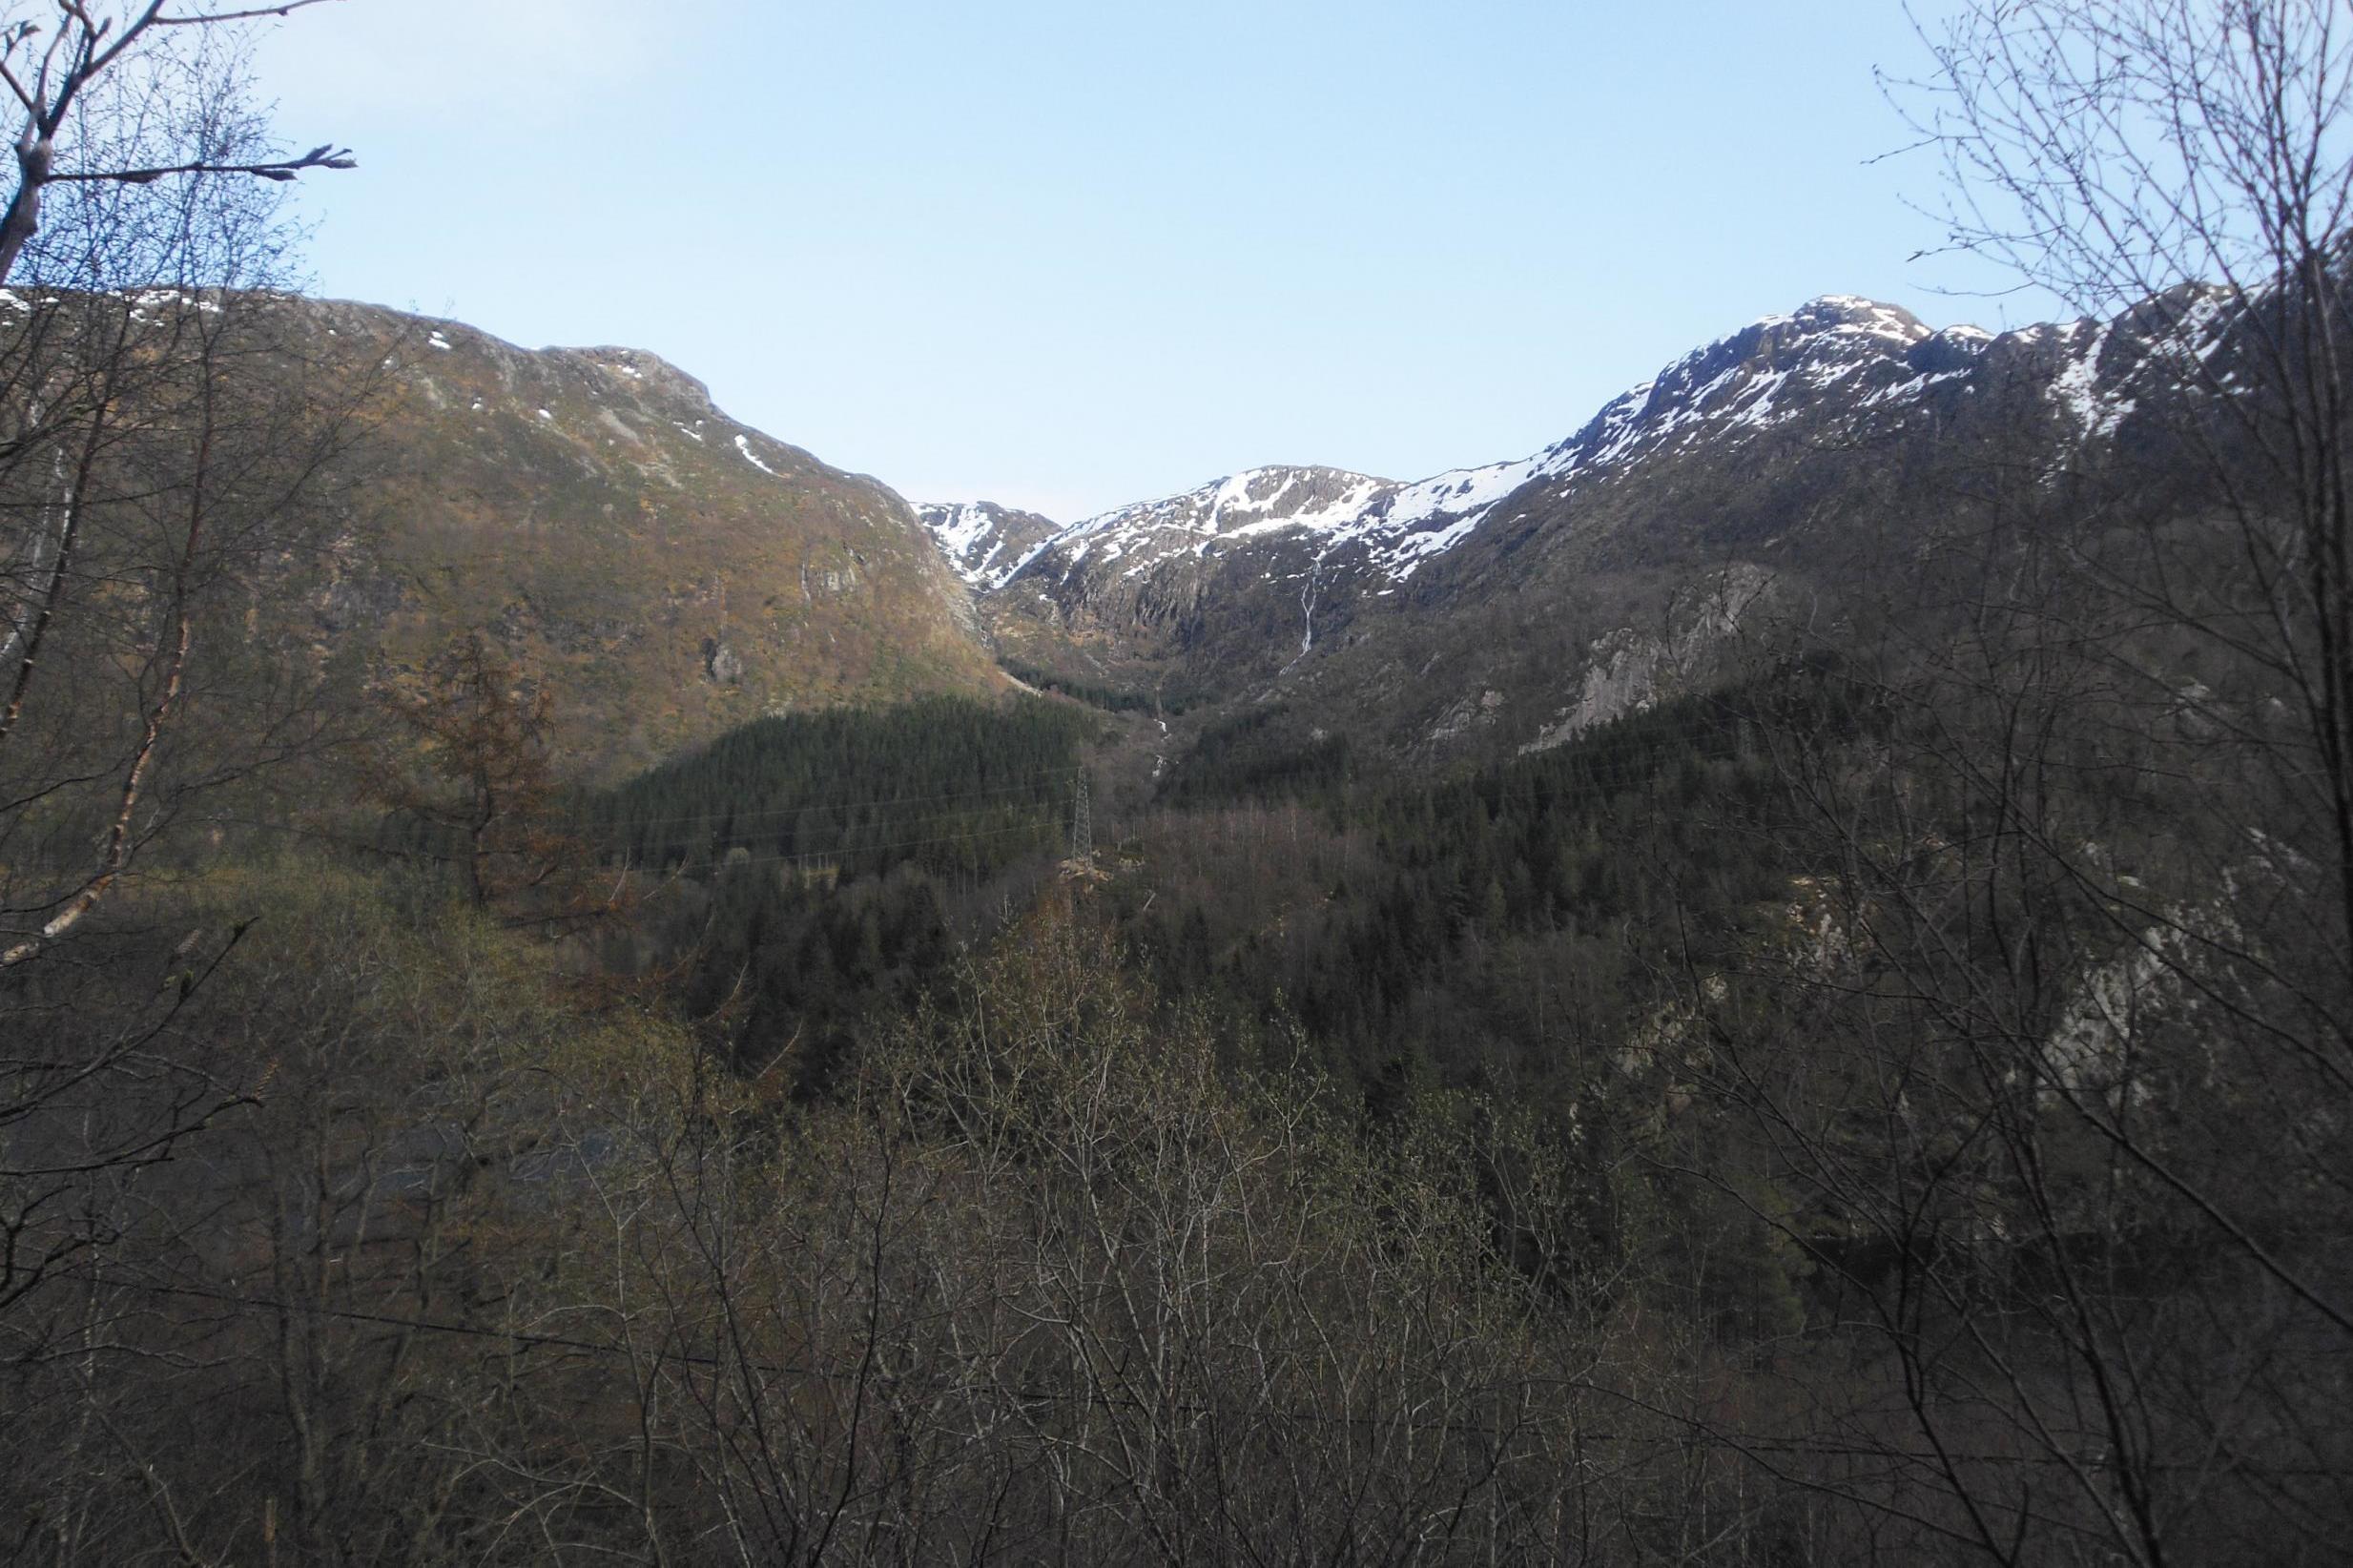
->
left=1667, top=6, right=2353, bottom=1562
left=0, top=0, right=359, bottom=1450
left=0, top=0, right=353, bottom=284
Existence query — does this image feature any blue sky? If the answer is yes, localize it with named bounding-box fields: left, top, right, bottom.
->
left=252, top=1, right=2037, bottom=520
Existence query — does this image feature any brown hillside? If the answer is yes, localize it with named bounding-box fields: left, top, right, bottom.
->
left=291, top=299, right=998, bottom=780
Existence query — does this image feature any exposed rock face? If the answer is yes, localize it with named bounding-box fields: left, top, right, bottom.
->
left=702, top=637, right=744, bottom=686
left=1518, top=565, right=1779, bottom=753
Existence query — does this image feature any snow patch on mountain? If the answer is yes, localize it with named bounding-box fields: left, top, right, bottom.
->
left=923, top=504, right=1005, bottom=580
left=734, top=433, right=777, bottom=475
left=2044, top=320, right=2134, bottom=440
left=915, top=501, right=1070, bottom=590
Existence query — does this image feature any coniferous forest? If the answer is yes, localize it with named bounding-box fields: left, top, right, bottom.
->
left=4, top=4, right=2352, bottom=1565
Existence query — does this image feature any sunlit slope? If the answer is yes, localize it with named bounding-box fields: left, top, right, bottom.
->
left=292, top=299, right=999, bottom=779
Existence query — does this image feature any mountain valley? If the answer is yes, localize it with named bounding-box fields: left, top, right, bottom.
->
left=9, top=8, right=2349, bottom=1561
left=256, top=280, right=2252, bottom=802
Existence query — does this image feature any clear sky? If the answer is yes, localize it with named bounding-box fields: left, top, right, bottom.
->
left=250, top=0, right=2040, bottom=521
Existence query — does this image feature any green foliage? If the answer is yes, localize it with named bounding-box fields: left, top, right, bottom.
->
left=1158, top=702, right=1354, bottom=805
left=1125, top=673, right=1842, bottom=1104
left=583, top=693, right=1095, bottom=877
left=573, top=695, right=1096, bottom=1088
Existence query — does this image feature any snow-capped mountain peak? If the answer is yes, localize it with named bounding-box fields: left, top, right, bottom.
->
left=1044, top=465, right=1393, bottom=563
left=916, top=294, right=2012, bottom=597
left=917, top=289, right=2236, bottom=612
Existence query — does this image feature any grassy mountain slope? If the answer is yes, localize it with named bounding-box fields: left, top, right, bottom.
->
left=291, top=299, right=1000, bottom=780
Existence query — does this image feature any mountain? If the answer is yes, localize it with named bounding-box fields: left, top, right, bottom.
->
left=923, top=289, right=2239, bottom=770
left=912, top=500, right=1064, bottom=590
left=279, top=299, right=1001, bottom=778
left=229, top=285, right=2240, bottom=791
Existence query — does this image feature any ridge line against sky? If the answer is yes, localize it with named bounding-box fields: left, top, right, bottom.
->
left=252, top=0, right=2041, bottom=521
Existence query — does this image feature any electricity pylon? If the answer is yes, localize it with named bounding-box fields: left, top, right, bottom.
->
left=1069, top=768, right=1093, bottom=864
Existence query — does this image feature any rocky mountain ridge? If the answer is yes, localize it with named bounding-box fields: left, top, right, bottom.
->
left=921, top=284, right=2242, bottom=770
left=925, top=292, right=2190, bottom=590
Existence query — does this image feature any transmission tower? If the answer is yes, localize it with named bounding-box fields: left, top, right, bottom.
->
left=1069, top=768, right=1093, bottom=865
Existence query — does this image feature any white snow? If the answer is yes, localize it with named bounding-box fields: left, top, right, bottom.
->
left=2046, top=320, right=2133, bottom=441
left=734, top=433, right=777, bottom=475
left=918, top=503, right=1019, bottom=587
left=1064, top=299, right=1968, bottom=585
left=127, top=288, right=224, bottom=317
left=1807, top=294, right=1930, bottom=346
left=999, top=295, right=1964, bottom=588
left=1863, top=366, right=1972, bottom=406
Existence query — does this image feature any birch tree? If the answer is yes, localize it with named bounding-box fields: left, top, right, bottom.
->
left=0, top=0, right=356, bottom=1397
